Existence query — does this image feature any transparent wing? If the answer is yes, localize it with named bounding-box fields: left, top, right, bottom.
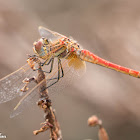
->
left=38, top=26, right=66, bottom=41
left=10, top=55, right=86, bottom=118
left=10, top=75, right=48, bottom=118
left=10, top=81, right=41, bottom=118
left=0, top=63, right=38, bottom=104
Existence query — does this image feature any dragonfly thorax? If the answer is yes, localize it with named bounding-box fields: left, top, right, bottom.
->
left=33, top=36, right=82, bottom=61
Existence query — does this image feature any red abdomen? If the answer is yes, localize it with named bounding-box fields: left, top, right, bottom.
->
left=79, top=49, right=140, bottom=78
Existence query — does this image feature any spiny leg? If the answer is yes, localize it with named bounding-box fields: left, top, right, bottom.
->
left=43, top=57, right=54, bottom=73
left=46, top=58, right=61, bottom=89
left=41, top=57, right=52, bottom=67
left=41, top=58, right=64, bottom=91
left=34, top=57, right=54, bottom=74
left=48, top=58, right=64, bottom=81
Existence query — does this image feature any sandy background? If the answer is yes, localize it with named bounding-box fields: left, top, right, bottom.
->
left=1, top=0, right=140, bottom=140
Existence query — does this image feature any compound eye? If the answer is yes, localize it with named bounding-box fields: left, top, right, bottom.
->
left=34, top=40, right=43, bottom=51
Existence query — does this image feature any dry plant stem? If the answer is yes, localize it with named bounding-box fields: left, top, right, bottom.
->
left=98, top=125, right=109, bottom=140
left=27, top=56, right=62, bottom=140
left=88, top=115, right=109, bottom=140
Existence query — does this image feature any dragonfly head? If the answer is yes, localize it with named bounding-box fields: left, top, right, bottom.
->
left=33, top=38, right=50, bottom=58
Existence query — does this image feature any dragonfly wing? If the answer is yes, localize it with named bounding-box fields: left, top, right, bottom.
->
left=10, top=78, right=47, bottom=118
left=38, top=26, right=65, bottom=41
left=0, top=63, right=38, bottom=104
left=10, top=83, right=40, bottom=118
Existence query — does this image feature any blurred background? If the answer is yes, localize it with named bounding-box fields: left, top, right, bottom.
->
left=1, top=0, right=140, bottom=140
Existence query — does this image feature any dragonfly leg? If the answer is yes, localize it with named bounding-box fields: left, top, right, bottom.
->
left=41, top=57, right=53, bottom=66
left=48, top=58, right=64, bottom=81
left=41, top=58, right=64, bottom=92
left=42, top=57, right=54, bottom=73
left=34, top=57, right=54, bottom=74
left=46, top=58, right=64, bottom=87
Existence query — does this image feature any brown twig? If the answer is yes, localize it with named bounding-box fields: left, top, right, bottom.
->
left=88, top=115, right=109, bottom=140
left=26, top=56, right=62, bottom=140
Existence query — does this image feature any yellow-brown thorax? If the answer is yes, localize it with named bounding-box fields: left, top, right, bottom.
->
left=33, top=37, right=81, bottom=60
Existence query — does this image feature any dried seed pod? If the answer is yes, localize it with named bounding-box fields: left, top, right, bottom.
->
left=88, top=115, right=99, bottom=127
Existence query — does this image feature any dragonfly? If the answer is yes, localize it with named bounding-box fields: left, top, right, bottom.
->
left=0, top=26, right=140, bottom=118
